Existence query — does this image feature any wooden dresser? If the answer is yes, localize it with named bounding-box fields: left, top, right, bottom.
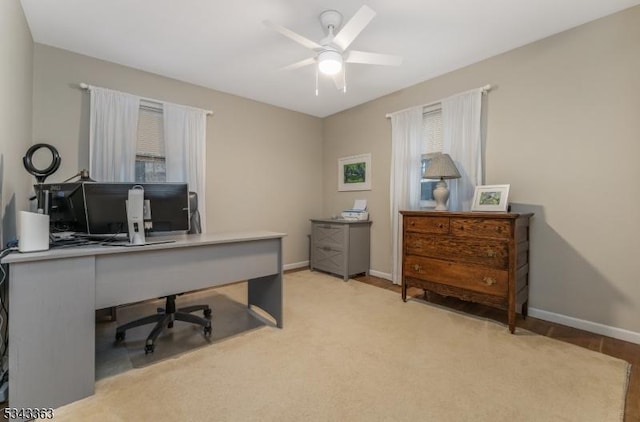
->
left=400, top=211, right=533, bottom=333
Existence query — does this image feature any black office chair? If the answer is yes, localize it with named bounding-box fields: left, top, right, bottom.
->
left=115, top=191, right=212, bottom=354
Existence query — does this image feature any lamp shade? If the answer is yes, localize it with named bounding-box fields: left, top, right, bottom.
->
left=423, top=153, right=461, bottom=180
left=318, top=50, right=343, bottom=75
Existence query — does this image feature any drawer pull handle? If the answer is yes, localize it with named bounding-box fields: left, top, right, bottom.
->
left=483, top=277, right=497, bottom=286
left=438, top=224, right=443, bottom=228
left=486, top=249, right=496, bottom=257
left=410, top=221, right=415, bottom=226
left=413, top=264, right=422, bottom=272
left=322, top=246, right=332, bottom=251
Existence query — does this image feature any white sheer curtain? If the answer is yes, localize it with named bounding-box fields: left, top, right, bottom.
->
left=389, top=107, right=423, bottom=284
left=163, top=103, right=208, bottom=232
left=442, top=88, right=483, bottom=211
left=89, top=87, right=140, bottom=182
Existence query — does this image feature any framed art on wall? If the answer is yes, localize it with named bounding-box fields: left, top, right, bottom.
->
left=338, top=153, right=371, bottom=191
left=471, top=184, right=510, bottom=211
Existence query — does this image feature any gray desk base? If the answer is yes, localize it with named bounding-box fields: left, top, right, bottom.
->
left=4, top=231, right=284, bottom=416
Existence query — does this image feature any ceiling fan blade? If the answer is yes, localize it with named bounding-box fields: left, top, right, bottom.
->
left=332, top=5, right=376, bottom=51
left=263, top=20, right=322, bottom=51
left=346, top=50, right=403, bottom=66
left=282, top=57, right=316, bottom=71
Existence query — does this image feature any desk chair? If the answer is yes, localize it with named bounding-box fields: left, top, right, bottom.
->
left=115, top=191, right=212, bottom=354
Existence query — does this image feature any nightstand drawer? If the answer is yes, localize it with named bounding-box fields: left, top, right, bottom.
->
left=404, top=216, right=449, bottom=234
left=404, top=255, right=508, bottom=296
left=404, top=232, right=509, bottom=269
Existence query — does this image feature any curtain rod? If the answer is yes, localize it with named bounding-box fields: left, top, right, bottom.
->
left=385, top=84, right=492, bottom=118
left=79, top=83, right=213, bottom=116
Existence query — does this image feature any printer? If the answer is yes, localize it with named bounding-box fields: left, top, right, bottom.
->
left=341, top=199, right=369, bottom=221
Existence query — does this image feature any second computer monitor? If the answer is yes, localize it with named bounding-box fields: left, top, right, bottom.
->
left=81, top=182, right=190, bottom=236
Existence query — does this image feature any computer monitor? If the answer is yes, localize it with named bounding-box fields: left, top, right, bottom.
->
left=33, top=182, right=85, bottom=232
left=80, top=183, right=190, bottom=236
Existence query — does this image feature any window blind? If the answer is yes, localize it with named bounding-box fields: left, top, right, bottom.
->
left=422, top=109, right=442, bottom=154
left=137, top=105, right=164, bottom=157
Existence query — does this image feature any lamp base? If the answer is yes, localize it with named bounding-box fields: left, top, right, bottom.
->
left=433, top=180, right=450, bottom=211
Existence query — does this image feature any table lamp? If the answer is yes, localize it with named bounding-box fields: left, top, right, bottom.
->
left=423, top=153, right=461, bottom=211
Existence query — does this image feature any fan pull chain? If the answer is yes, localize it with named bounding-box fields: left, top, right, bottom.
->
left=343, top=66, right=347, bottom=93
left=315, top=66, right=319, bottom=96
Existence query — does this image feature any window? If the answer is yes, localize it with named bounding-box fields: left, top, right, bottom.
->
left=135, top=101, right=166, bottom=182
left=420, top=106, right=443, bottom=208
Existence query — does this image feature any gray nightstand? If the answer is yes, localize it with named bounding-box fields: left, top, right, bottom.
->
left=309, top=219, right=372, bottom=281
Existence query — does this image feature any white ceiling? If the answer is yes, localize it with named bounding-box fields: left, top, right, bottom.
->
left=20, top=0, right=640, bottom=118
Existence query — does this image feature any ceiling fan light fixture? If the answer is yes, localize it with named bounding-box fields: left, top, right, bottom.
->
left=318, top=50, right=343, bottom=75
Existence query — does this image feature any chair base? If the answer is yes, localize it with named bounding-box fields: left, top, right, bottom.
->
left=115, top=295, right=212, bottom=354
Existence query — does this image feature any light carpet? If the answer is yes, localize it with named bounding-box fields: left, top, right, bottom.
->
left=54, top=270, right=629, bottom=421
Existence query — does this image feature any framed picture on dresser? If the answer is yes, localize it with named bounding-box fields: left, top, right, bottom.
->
left=471, top=184, right=510, bottom=211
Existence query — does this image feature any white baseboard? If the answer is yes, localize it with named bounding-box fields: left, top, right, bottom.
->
left=283, top=264, right=394, bottom=282
left=369, top=269, right=393, bottom=282
left=529, top=307, right=640, bottom=345
left=283, top=261, right=309, bottom=271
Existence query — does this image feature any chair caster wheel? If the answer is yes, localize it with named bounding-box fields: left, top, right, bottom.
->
left=204, top=325, right=212, bottom=336
left=168, top=321, right=174, bottom=329
left=204, top=309, right=212, bottom=318
left=115, top=332, right=125, bottom=342
left=145, top=344, right=155, bottom=354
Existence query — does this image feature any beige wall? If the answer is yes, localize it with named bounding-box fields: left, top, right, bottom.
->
left=10, top=2, right=640, bottom=338
left=32, top=44, right=323, bottom=267
left=324, top=6, right=640, bottom=337
left=0, top=0, right=33, bottom=245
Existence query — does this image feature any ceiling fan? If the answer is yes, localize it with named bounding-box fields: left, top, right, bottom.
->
left=263, top=5, right=403, bottom=94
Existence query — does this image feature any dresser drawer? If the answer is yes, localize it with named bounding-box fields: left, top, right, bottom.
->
left=404, top=232, right=509, bottom=269
left=404, top=255, right=508, bottom=296
left=312, top=223, right=346, bottom=246
left=450, top=218, right=512, bottom=239
left=404, top=216, right=449, bottom=234
left=312, top=245, right=345, bottom=274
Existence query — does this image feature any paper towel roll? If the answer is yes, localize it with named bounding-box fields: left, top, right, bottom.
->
left=18, top=211, right=50, bottom=252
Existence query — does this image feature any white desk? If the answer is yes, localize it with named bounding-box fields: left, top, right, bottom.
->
left=2, top=230, right=285, bottom=414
